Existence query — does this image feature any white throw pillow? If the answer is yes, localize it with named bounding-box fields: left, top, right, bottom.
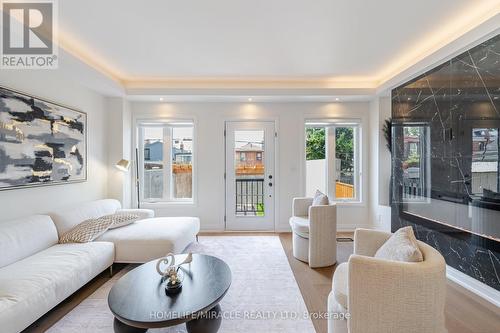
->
left=312, top=190, right=329, bottom=206
left=105, top=213, right=140, bottom=229
left=374, top=226, right=423, bottom=262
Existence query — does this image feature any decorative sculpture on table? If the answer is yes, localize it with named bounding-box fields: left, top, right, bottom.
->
left=156, top=253, right=193, bottom=294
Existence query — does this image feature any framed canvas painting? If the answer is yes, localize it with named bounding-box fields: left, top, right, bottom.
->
left=0, top=86, right=87, bottom=190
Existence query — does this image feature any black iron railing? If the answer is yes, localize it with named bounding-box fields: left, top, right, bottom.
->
left=403, top=178, right=424, bottom=199
left=236, top=178, right=265, bottom=216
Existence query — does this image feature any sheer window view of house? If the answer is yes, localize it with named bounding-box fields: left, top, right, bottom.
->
left=141, top=125, right=193, bottom=201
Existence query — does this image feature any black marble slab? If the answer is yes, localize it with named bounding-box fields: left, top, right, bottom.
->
left=391, top=34, right=500, bottom=291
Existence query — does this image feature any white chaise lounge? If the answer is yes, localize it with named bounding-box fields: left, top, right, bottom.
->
left=0, top=199, right=200, bottom=333
left=50, top=199, right=200, bottom=263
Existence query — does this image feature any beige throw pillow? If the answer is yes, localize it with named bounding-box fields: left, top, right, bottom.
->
left=59, top=217, right=115, bottom=244
left=59, top=213, right=140, bottom=243
left=312, top=190, right=329, bottom=206
left=106, top=213, right=140, bottom=229
left=374, top=226, right=423, bottom=262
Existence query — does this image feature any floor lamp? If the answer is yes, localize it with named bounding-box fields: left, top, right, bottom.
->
left=115, top=149, right=141, bottom=209
left=135, top=148, right=140, bottom=209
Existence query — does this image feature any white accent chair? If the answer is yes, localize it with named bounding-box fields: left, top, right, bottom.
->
left=328, top=228, right=447, bottom=333
left=289, top=197, right=337, bottom=268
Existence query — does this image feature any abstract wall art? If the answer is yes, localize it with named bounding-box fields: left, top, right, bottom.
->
left=0, top=86, right=87, bottom=190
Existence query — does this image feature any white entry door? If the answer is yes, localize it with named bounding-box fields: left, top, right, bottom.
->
left=225, top=121, right=275, bottom=230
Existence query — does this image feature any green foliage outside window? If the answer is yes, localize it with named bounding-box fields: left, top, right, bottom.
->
left=306, top=128, right=325, bottom=160
left=405, top=152, right=420, bottom=167
left=335, top=127, right=354, bottom=172
left=305, top=127, right=354, bottom=172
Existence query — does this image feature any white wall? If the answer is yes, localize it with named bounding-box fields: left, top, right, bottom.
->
left=368, top=96, right=392, bottom=231
left=305, top=159, right=326, bottom=197
left=368, top=99, right=380, bottom=228
left=106, top=97, right=132, bottom=208
left=130, top=101, right=372, bottom=232
left=0, top=71, right=109, bottom=222
left=378, top=97, right=392, bottom=207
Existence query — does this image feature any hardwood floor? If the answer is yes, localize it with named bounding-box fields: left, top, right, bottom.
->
left=279, top=232, right=500, bottom=333
left=24, top=233, right=500, bottom=333
left=279, top=232, right=338, bottom=333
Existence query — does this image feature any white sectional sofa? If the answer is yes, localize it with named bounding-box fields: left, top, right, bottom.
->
left=0, top=199, right=200, bottom=333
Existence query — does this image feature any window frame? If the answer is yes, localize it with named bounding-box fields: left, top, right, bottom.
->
left=137, top=121, right=194, bottom=204
left=305, top=120, right=362, bottom=203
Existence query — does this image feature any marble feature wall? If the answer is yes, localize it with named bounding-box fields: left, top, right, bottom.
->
left=391, top=34, right=500, bottom=291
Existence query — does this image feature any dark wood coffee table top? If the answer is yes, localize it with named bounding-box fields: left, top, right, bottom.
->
left=108, top=254, right=232, bottom=329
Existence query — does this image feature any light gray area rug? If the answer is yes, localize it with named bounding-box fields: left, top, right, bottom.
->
left=48, top=236, right=316, bottom=333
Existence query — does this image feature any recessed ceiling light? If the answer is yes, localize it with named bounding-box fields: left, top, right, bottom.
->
left=335, top=97, right=340, bottom=101
left=248, top=97, right=253, bottom=102
left=159, top=97, right=164, bottom=101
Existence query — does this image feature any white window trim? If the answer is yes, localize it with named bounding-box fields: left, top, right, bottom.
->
left=137, top=121, right=194, bottom=204
left=305, top=119, right=362, bottom=203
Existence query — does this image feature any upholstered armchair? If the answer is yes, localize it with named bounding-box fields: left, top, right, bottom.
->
left=289, top=197, right=337, bottom=268
left=328, top=228, right=447, bottom=333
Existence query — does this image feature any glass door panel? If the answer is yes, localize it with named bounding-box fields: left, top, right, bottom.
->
left=225, top=122, right=275, bottom=230
left=234, top=130, right=265, bottom=216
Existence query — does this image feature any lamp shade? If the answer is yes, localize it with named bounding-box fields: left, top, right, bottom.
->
left=115, top=159, right=130, bottom=172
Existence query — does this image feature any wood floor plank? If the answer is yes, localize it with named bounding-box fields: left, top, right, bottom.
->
left=278, top=232, right=335, bottom=333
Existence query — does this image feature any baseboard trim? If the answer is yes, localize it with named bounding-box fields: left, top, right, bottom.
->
left=446, top=265, right=500, bottom=310
left=199, top=228, right=225, bottom=234
left=337, top=223, right=373, bottom=232
left=202, top=227, right=290, bottom=233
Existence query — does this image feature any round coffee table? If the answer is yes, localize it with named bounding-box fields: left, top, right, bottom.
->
left=108, top=254, right=231, bottom=333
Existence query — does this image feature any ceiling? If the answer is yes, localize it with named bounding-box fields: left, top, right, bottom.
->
left=57, top=0, right=500, bottom=90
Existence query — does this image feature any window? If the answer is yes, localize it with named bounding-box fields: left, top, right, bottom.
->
left=471, top=128, right=498, bottom=195
left=400, top=124, right=430, bottom=202
left=138, top=122, right=194, bottom=202
left=305, top=121, right=361, bottom=202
